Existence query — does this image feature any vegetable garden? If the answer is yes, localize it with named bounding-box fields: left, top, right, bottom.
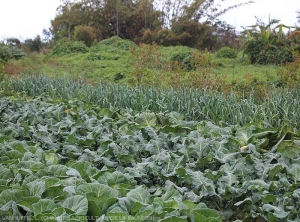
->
left=0, top=76, right=300, bottom=221
left=1, top=31, right=300, bottom=221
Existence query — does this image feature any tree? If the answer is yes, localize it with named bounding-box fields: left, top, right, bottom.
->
left=242, top=18, right=295, bottom=64
left=5, top=38, right=21, bottom=48
left=154, top=0, right=254, bottom=29
left=49, top=0, right=254, bottom=49
left=74, top=25, right=96, bottom=46
left=51, top=1, right=89, bottom=40
left=24, top=35, right=42, bottom=52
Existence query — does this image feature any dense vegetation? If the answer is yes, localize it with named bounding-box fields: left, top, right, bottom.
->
left=0, top=96, right=299, bottom=222
left=50, top=0, right=253, bottom=50
left=5, top=74, right=300, bottom=128
left=0, top=1, right=300, bottom=221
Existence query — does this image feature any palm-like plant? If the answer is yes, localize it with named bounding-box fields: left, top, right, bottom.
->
left=241, top=17, right=296, bottom=64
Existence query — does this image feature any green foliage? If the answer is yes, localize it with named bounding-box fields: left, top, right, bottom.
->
left=215, top=46, right=237, bottom=58
left=0, top=96, right=299, bottom=221
left=23, top=35, right=42, bottom=52
left=277, top=56, right=300, bottom=87
left=171, top=52, right=195, bottom=71
left=50, top=0, right=249, bottom=49
left=8, top=74, right=300, bottom=128
left=74, top=25, right=96, bottom=47
left=48, top=39, right=88, bottom=57
left=129, top=42, right=163, bottom=85
left=245, top=40, right=294, bottom=65
left=243, top=19, right=295, bottom=65
left=97, top=36, right=136, bottom=51
left=0, top=59, right=6, bottom=82
left=0, top=44, right=25, bottom=62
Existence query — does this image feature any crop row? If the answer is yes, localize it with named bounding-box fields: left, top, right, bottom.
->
left=6, top=74, right=300, bottom=128
left=0, top=97, right=299, bottom=221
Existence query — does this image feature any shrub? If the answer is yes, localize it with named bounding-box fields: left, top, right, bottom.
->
left=129, top=42, right=163, bottom=85
left=243, top=40, right=264, bottom=64
left=171, top=50, right=214, bottom=72
left=48, top=39, right=88, bottom=57
left=171, top=52, right=195, bottom=71
left=244, top=40, right=294, bottom=65
left=277, top=56, right=300, bottom=87
left=215, top=46, right=237, bottom=58
left=98, top=36, right=136, bottom=51
left=0, top=44, right=25, bottom=62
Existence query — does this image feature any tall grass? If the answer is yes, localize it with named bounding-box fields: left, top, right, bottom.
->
left=7, top=74, right=300, bottom=128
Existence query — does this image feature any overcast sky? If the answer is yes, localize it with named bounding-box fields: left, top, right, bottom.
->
left=0, top=0, right=299, bottom=41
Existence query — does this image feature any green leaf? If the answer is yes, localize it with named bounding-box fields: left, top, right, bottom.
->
left=97, top=171, right=135, bottom=186
left=77, top=183, right=117, bottom=197
left=0, top=165, right=14, bottom=180
left=162, top=186, right=182, bottom=202
left=0, top=189, right=24, bottom=208
left=235, top=127, right=253, bottom=146
left=18, top=196, right=40, bottom=210
left=262, top=204, right=289, bottom=219
left=187, top=170, right=216, bottom=198
left=277, top=140, right=300, bottom=158
left=25, top=179, right=45, bottom=197
left=32, top=199, right=58, bottom=215
left=67, top=161, right=97, bottom=181
left=47, top=165, right=69, bottom=177
left=126, top=186, right=150, bottom=205
left=288, top=164, right=300, bottom=183
left=43, top=185, right=65, bottom=200
left=192, top=209, right=222, bottom=222
left=135, top=112, right=157, bottom=127
left=45, top=151, right=60, bottom=164
left=62, top=195, right=88, bottom=215
left=17, top=161, right=45, bottom=171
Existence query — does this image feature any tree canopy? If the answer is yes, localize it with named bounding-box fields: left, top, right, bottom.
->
left=51, top=0, right=254, bottom=49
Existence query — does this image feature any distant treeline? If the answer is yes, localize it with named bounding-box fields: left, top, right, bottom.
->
left=50, top=0, right=254, bottom=49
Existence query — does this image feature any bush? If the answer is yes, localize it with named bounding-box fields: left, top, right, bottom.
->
left=277, top=56, right=300, bottom=87
left=171, top=52, right=195, bottom=71
left=244, top=40, right=294, bottom=65
left=98, top=36, right=136, bottom=51
left=0, top=44, right=25, bottom=62
left=261, top=47, right=293, bottom=65
left=215, top=46, right=237, bottom=58
left=244, top=40, right=264, bottom=64
left=48, top=39, right=88, bottom=57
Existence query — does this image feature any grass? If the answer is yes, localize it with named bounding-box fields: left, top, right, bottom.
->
left=212, top=51, right=279, bottom=84
left=3, top=37, right=280, bottom=86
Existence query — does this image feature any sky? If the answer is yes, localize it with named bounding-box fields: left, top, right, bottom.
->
left=0, top=0, right=299, bottom=41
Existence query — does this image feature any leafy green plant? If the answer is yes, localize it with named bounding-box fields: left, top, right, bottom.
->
left=7, top=74, right=300, bottom=128
left=0, top=44, right=25, bottom=62
left=171, top=51, right=195, bottom=71
left=0, top=96, right=299, bottom=221
left=215, top=46, right=237, bottom=58
left=242, top=19, right=295, bottom=65
left=48, top=39, right=88, bottom=57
